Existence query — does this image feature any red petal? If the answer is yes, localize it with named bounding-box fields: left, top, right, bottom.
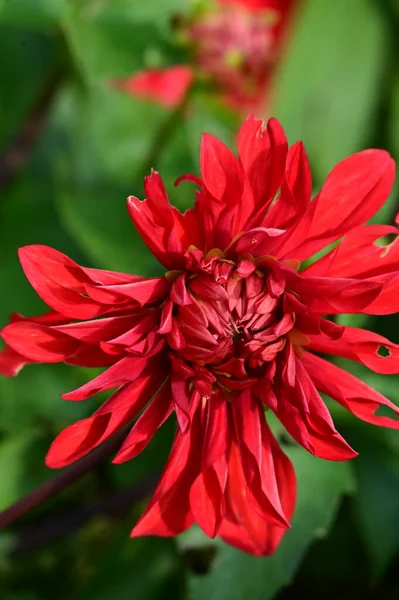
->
left=61, top=354, right=158, bottom=401
left=190, top=456, right=228, bottom=538
left=288, top=270, right=382, bottom=315
left=200, top=133, right=242, bottom=203
left=18, top=246, right=115, bottom=319
left=127, top=192, right=196, bottom=270
left=200, top=391, right=230, bottom=472
left=0, top=346, right=29, bottom=376
left=233, top=391, right=292, bottom=525
left=265, top=141, right=311, bottom=229
left=45, top=413, right=111, bottom=469
left=46, top=374, right=162, bottom=468
left=130, top=394, right=201, bottom=538
left=266, top=359, right=357, bottom=460
left=114, top=66, right=193, bottom=108
left=219, top=437, right=294, bottom=556
left=280, top=149, right=395, bottom=261
left=2, top=321, right=79, bottom=362
left=54, top=315, right=142, bottom=343
left=98, top=277, right=169, bottom=306
left=308, top=325, right=399, bottom=374
left=238, top=117, right=288, bottom=227
left=113, top=382, right=173, bottom=463
left=303, top=225, right=399, bottom=279
left=303, top=351, right=399, bottom=429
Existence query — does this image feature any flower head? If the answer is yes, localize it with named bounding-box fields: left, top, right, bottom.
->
left=1, top=115, right=399, bottom=556
left=117, top=0, right=296, bottom=112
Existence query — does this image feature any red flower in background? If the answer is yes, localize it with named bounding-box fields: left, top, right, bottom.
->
left=116, top=0, right=296, bottom=112
left=1, top=116, right=399, bottom=556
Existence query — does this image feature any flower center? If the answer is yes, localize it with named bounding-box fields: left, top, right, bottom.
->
left=188, top=7, right=276, bottom=96
left=166, top=254, right=295, bottom=397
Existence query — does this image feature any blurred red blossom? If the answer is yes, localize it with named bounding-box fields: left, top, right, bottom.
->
left=115, top=0, right=297, bottom=113
left=1, top=115, right=399, bottom=556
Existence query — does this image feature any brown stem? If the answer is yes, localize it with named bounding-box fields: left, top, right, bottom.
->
left=0, top=68, right=64, bottom=194
left=11, top=474, right=158, bottom=554
left=136, top=91, right=191, bottom=183
left=0, top=428, right=129, bottom=529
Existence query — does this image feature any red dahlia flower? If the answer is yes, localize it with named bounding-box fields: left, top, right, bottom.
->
left=116, top=0, right=296, bottom=113
left=1, top=115, right=399, bottom=556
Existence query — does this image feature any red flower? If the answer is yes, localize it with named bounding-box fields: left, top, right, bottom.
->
left=114, top=66, right=194, bottom=109
left=116, top=0, right=296, bottom=113
left=1, top=115, right=399, bottom=556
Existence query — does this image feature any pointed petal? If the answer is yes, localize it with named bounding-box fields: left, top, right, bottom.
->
left=61, top=354, right=160, bottom=401
left=303, top=225, right=399, bottom=278
left=238, top=117, right=288, bottom=226
left=113, top=382, right=173, bottom=463
left=265, top=141, right=312, bottom=229
left=1, top=321, right=79, bottom=362
left=45, top=413, right=111, bottom=469
left=303, top=351, right=399, bottom=429
left=232, top=391, right=293, bottom=525
left=219, top=438, right=294, bottom=556
left=280, top=149, right=395, bottom=261
left=264, top=359, right=357, bottom=460
left=190, top=456, right=228, bottom=538
left=130, top=394, right=201, bottom=538
left=308, top=325, right=399, bottom=374
left=0, top=346, right=29, bottom=376
left=46, top=374, right=163, bottom=468
left=200, top=133, right=243, bottom=203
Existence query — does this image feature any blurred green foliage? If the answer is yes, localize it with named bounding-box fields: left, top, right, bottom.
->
left=0, top=0, right=398, bottom=598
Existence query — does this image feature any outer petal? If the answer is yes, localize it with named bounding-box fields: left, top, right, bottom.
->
left=61, top=354, right=163, bottom=401
left=238, top=116, right=288, bottom=228
left=232, top=391, right=291, bottom=525
left=303, top=225, right=399, bottom=278
left=189, top=392, right=230, bottom=537
left=112, top=381, right=173, bottom=463
left=0, top=346, right=29, bottom=376
left=1, top=321, right=79, bottom=363
left=308, top=326, right=399, bottom=374
left=263, top=359, right=357, bottom=460
left=130, top=392, right=201, bottom=538
left=362, top=273, right=399, bottom=315
left=270, top=260, right=383, bottom=314
left=217, top=0, right=295, bottom=15
left=45, top=374, right=162, bottom=468
left=265, top=141, right=311, bottom=229
left=219, top=434, right=295, bottom=556
left=127, top=172, right=201, bottom=269
left=114, top=66, right=194, bottom=108
left=278, top=149, right=395, bottom=261
left=190, top=456, right=228, bottom=539
left=302, top=351, right=399, bottom=429
left=17, top=246, right=150, bottom=319
left=198, top=133, right=245, bottom=248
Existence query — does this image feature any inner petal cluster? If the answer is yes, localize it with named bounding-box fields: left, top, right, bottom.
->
left=165, top=252, right=296, bottom=400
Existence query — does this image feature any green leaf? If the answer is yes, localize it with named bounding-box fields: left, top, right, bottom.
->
left=390, top=71, right=399, bottom=162
left=0, top=434, right=37, bottom=511
left=75, top=525, right=182, bottom=600
left=354, top=444, right=399, bottom=579
left=64, top=0, right=188, bottom=81
left=188, top=449, right=354, bottom=600
left=272, top=0, right=388, bottom=182
left=0, top=27, right=57, bottom=152
left=184, top=94, right=239, bottom=162
left=54, top=84, right=192, bottom=275
left=0, top=125, right=92, bottom=433
left=0, top=0, right=68, bottom=30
